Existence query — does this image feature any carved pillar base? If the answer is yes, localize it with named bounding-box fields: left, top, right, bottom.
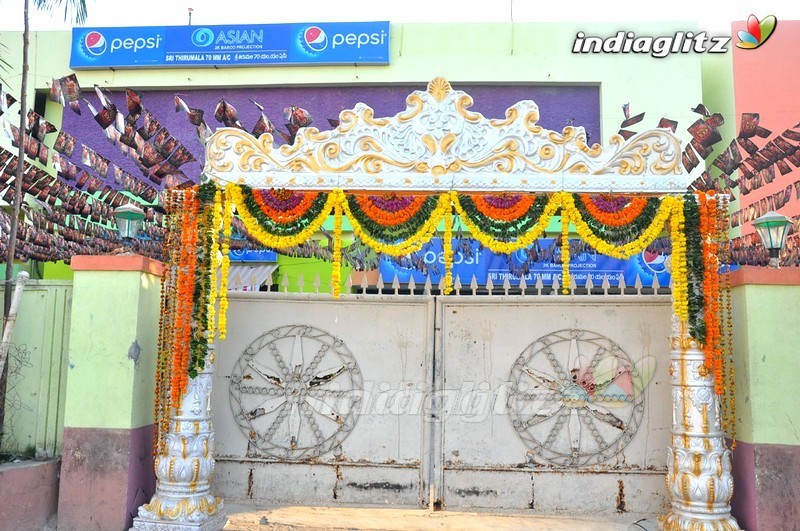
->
left=132, top=350, right=226, bottom=531
left=659, top=321, right=739, bottom=531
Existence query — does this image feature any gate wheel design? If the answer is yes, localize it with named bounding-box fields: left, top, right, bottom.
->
left=507, top=329, right=652, bottom=467
left=230, top=325, right=363, bottom=459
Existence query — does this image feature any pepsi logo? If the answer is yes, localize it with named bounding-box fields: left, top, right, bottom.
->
left=303, top=26, right=328, bottom=53
left=84, top=31, right=107, bottom=56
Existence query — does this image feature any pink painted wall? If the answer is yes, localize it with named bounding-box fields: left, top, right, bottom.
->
left=0, top=460, right=60, bottom=531
left=732, top=19, right=800, bottom=233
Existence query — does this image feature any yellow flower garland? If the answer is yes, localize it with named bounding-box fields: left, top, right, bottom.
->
left=229, top=183, right=338, bottom=249
left=451, top=192, right=561, bottom=254
left=562, top=193, right=674, bottom=259
left=340, top=190, right=449, bottom=256
left=443, top=197, right=454, bottom=294
left=561, top=207, right=571, bottom=294
left=206, top=189, right=222, bottom=340
left=332, top=198, right=343, bottom=298
left=219, top=187, right=233, bottom=340
left=668, top=198, right=689, bottom=322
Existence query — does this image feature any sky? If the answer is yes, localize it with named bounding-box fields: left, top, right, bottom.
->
left=0, top=0, right=798, bottom=34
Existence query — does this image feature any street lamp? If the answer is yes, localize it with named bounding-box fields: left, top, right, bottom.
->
left=114, top=203, right=145, bottom=242
left=752, top=211, right=792, bottom=268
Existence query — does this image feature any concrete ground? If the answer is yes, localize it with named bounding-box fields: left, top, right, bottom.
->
left=224, top=504, right=660, bottom=530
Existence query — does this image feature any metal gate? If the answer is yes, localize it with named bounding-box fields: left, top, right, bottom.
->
left=211, top=291, right=671, bottom=516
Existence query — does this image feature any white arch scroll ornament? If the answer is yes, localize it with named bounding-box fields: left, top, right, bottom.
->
left=134, top=79, right=739, bottom=530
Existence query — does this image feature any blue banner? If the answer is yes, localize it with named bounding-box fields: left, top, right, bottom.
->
left=70, top=21, right=390, bottom=69
left=229, top=249, right=278, bottom=263
left=379, top=239, right=671, bottom=288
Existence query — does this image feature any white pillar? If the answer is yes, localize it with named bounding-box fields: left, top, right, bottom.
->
left=660, top=319, right=739, bottom=530
left=132, top=349, right=227, bottom=531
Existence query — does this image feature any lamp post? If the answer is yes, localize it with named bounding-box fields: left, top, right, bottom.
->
left=114, top=203, right=145, bottom=247
left=752, top=211, right=792, bottom=268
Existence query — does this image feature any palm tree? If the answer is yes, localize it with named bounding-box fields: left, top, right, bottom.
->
left=0, top=0, right=87, bottom=448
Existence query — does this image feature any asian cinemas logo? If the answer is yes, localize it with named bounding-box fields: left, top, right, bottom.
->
left=572, top=15, right=778, bottom=58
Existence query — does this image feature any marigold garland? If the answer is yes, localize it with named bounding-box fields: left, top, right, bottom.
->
left=252, top=188, right=321, bottom=223
left=579, top=194, right=649, bottom=227
left=452, top=192, right=560, bottom=254
left=219, top=188, right=232, bottom=340
left=171, top=187, right=199, bottom=408
left=206, top=189, right=222, bottom=341
left=471, top=193, right=537, bottom=221
left=229, top=183, right=336, bottom=248
left=561, top=208, right=571, bottom=295
left=683, top=195, right=705, bottom=339
left=573, top=194, right=662, bottom=245
left=718, top=193, right=736, bottom=447
left=443, top=200, right=454, bottom=294
left=346, top=193, right=440, bottom=243
left=332, top=199, right=343, bottom=298
left=342, top=190, right=449, bottom=257
left=562, top=193, right=676, bottom=260
left=158, top=184, right=724, bottom=414
left=698, top=191, right=723, bottom=394
left=669, top=197, right=689, bottom=323
left=355, top=193, right=429, bottom=227
left=456, top=193, right=548, bottom=239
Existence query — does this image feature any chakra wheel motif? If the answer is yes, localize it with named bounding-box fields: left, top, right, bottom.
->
left=507, top=329, right=654, bottom=467
left=229, top=325, right=363, bottom=460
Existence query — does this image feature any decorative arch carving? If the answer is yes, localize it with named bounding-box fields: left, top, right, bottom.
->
left=205, top=77, right=687, bottom=193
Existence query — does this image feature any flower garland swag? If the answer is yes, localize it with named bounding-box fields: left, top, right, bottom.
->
left=332, top=198, right=343, bottom=298
left=573, top=194, right=662, bottom=245
left=154, top=189, right=181, bottom=456
left=561, top=206, right=571, bottom=295
left=698, top=191, right=725, bottom=395
left=154, top=183, right=228, bottom=455
left=718, top=194, right=736, bottom=447
left=560, top=193, right=688, bottom=321
left=683, top=194, right=705, bottom=340
left=455, top=193, right=548, bottom=238
left=341, top=191, right=450, bottom=257
left=451, top=192, right=560, bottom=254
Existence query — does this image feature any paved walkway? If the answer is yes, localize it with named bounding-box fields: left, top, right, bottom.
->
left=224, top=504, right=659, bottom=530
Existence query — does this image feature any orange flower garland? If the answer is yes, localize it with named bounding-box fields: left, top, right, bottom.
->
left=252, top=189, right=320, bottom=223
left=355, top=194, right=429, bottom=226
left=579, top=194, right=649, bottom=227
left=698, top=191, right=723, bottom=394
left=470, top=193, right=537, bottom=222
left=171, top=187, right=200, bottom=408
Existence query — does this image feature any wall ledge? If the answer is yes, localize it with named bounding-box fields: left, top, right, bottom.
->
left=730, top=265, right=800, bottom=287
left=70, top=255, right=163, bottom=277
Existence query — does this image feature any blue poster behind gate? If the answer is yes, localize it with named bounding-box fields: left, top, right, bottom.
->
left=379, top=238, right=671, bottom=288
left=70, top=21, right=390, bottom=69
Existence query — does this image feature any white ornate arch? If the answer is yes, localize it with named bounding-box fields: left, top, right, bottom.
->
left=204, top=77, right=687, bottom=193
left=134, top=79, right=738, bottom=531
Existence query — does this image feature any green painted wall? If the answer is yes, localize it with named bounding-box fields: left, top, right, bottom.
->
left=0, top=281, right=71, bottom=457
left=42, top=261, right=74, bottom=280
left=63, top=269, right=159, bottom=430
left=731, top=284, right=800, bottom=446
